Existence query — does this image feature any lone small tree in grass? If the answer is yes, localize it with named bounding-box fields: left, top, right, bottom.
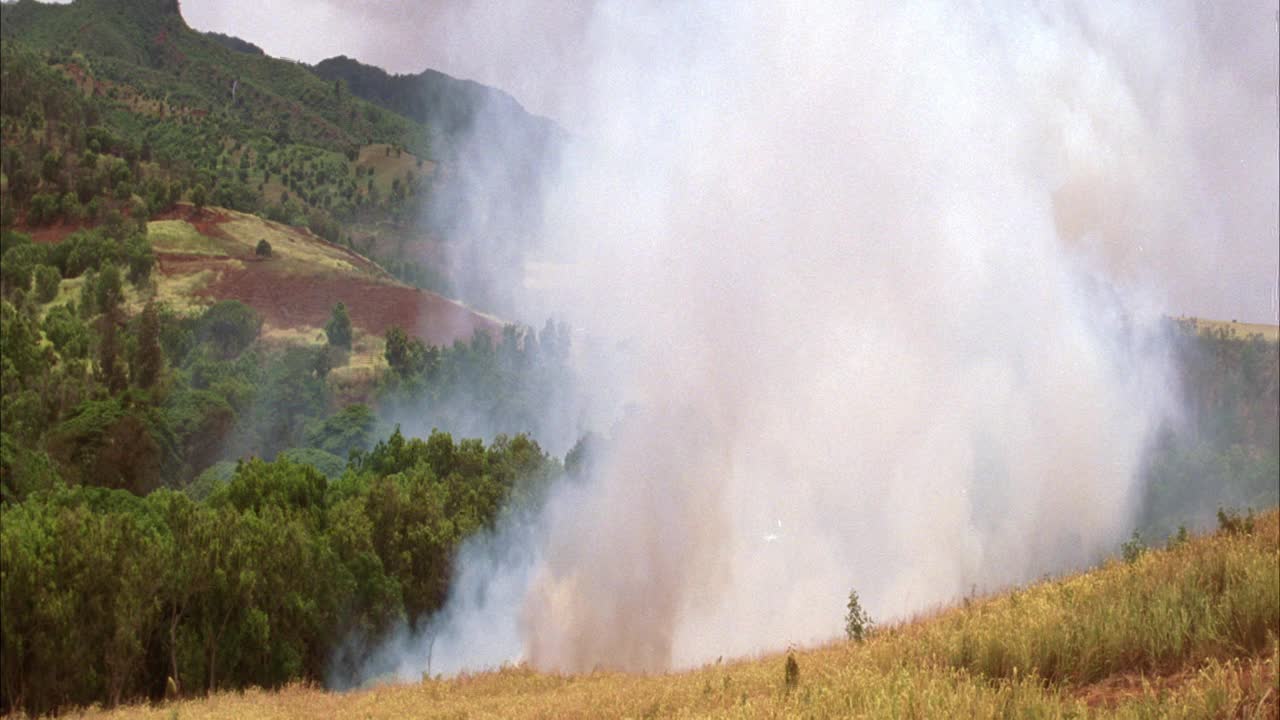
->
left=325, top=301, right=352, bottom=349
left=255, top=239, right=272, bottom=258
left=845, top=588, right=873, bottom=642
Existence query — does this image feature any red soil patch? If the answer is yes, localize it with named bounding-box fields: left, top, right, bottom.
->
left=151, top=206, right=499, bottom=346
left=21, top=221, right=90, bottom=245
left=194, top=261, right=497, bottom=346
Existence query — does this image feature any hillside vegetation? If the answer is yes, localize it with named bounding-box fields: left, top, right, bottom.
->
left=52, top=509, right=1280, bottom=719
left=1, top=0, right=558, bottom=302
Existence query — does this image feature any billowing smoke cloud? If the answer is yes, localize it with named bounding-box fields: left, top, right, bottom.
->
left=349, top=0, right=1278, bottom=682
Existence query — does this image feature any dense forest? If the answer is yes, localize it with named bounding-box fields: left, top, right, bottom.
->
left=0, top=0, right=1277, bottom=716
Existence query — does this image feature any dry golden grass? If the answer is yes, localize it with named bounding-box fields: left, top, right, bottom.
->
left=1179, top=316, right=1280, bottom=343
left=215, top=212, right=364, bottom=277
left=47, top=510, right=1277, bottom=720
left=147, top=220, right=233, bottom=256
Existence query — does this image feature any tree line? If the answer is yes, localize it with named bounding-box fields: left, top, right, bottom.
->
left=2, top=430, right=559, bottom=715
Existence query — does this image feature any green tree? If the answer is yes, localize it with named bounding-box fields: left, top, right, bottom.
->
left=190, top=183, right=207, bottom=210
left=132, top=301, right=163, bottom=389
left=844, top=588, right=873, bottom=642
left=197, top=301, right=262, bottom=358
left=33, top=264, right=61, bottom=303
left=43, top=304, right=90, bottom=359
left=383, top=325, right=428, bottom=377
left=95, top=310, right=127, bottom=393
left=94, top=262, right=124, bottom=317
left=304, top=404, right=378, bottom=459
left=255, top=239, right=272, bottom=258
left=123, top=233, right=154, bottom=286
left=325, top=301, right=352, bottom=349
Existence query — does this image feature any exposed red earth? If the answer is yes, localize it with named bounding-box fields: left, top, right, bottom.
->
left=144, top=205, right=502, bottom=346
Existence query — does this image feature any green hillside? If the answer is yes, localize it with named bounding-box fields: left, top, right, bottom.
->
left=1, top=0, right=559, bottom=298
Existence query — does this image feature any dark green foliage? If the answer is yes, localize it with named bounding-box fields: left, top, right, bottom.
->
left=131, top=301, right=163, bottom=389
left=0, top=243, right=46, bottom=295
left=33, top=264, right=61, bottom=303
left=190, top=183, right=207, bottom=209
left=95, top=309, right=127, bottom=392
left=1216, top=507, right=1256, bottom=536
left=383, top=325, right=432, bottom=378
left=0, top=299, right=45, bottom=381
left=165, top=388, right=235, bottom=479
left=255, top=238, right=272, bottom=257
left=304, top=403, right=379, bottom=459
left=123, top=232, right=154, bottom=285
left=196, top=300, right=261, bottom=358
left=0, top=432, right=62, bottom=500
left=1, top=431, right=559, bottom=715
left=325, top=301, right=352, bottom=349
left=1121, top=531, right=1146, bottom=563
left=94, top=262, right=124, bottom=316
left=45, top=397, right=175, bottom=494
left=43, top=303, right=90, bottom=358
left=278, top=447, right=346, bottom=480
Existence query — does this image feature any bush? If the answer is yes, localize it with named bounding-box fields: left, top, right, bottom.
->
left=1217, top=507, right=1256, bottom=536
left=255, top=238, right=272, bottom=257
left=1121, top=531, right=1146, bottom=563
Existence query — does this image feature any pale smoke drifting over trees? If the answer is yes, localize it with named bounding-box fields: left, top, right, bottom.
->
left=350, top=1, right=1278, bottom=682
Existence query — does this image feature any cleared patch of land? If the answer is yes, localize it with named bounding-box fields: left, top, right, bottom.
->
left=70, top=510, right=1279, bottom=719
left=148, top=204, right=499, bottom=348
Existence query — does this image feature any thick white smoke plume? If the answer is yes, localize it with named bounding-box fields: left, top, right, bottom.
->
left=352, top=0, right=1278, bottom=682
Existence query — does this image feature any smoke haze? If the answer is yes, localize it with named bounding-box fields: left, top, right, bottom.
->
left=351, top=0, right=1278, bottom=682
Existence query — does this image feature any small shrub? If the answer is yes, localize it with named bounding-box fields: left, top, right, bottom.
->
left=1216, top=507, right=1255, bottom=536
left=1166, top=524, right=1190, bottom=550
left=845, top=588, right=873, bottom=641
left=255, top=238, right=272, bottom=258
left=1121, top=531, right=1147, bottom=563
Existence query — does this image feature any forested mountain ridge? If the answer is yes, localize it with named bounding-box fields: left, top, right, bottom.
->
left=311, top=54, right=564, bottom=164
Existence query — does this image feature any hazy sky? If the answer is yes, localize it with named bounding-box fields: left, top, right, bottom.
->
left=181, top=0, right=1278, bottom=323
left=24, top=0, right=1280, bottom=322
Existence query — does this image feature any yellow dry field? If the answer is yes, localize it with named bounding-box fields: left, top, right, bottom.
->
left=61, top=511, right=1280, bottom=720
left=214, top=213, right=351, bottom=273
left=147, top=220, right=233, bottom=256
left=1181, top=316, right=1280, bottom=343
left=148, top=263, right=228, bottom=316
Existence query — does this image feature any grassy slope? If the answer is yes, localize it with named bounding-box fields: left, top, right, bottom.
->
left=1180, top=317, right=1280, bottom=344
left=74, top=509, right=1279, bottom=719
